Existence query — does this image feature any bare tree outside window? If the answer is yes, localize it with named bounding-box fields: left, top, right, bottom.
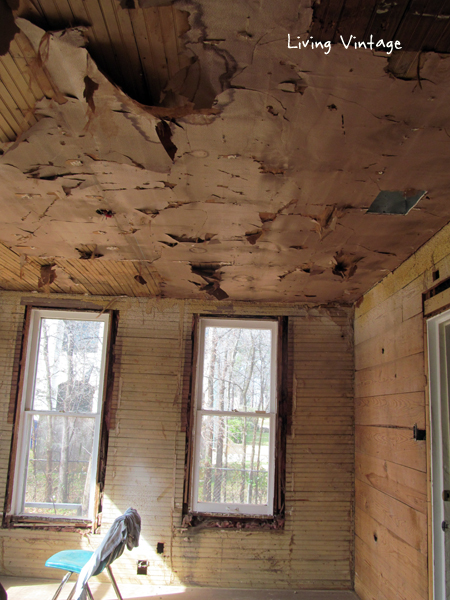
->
left=193, top=319, right=277, bottom=516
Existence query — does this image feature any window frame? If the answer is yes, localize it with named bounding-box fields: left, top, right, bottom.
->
left=5, top=307, right=112, bottom=527
left=190, top=317, right=279, bottom=518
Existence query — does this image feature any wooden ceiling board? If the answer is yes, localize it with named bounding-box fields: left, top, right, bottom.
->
left=0, top=243, right=142, bottom=297
left=105, top=0, right=148, bottom=102
left=47, top=257, right=160, bottom=296
left=0, top=262, right=29, bottom=292
left=0, top=109, right=16, bottom=142
left=393, top=0, right=446, bottom=52
left=430, top=1, right=450, bottom=53
left=13, top=0, right=189, bottom=105
left=53, top=258, right=114, bottom=295
left=90, top=257, right=137, bottom=296
left=0, top=30, right=56, bottom=142
left=30, top=258, right=75, bottom=294
left=420, top=1, right=450, bottom=51
left=333, top=0, right=376, bottom=44
left=96, top=0, right=144, bottom=99
left=69, top=258, right=123, bottom=296
left=65, top=0, right=117, bottom=74
left=128, top=7, right=160, bottom=103
left=14, top=0, right=45, bottom=22
left=23, top=0, right=142, bottom=101
left=10, top=34, right=55, bottom=98
left=95, top=260, right=135, bottom=296
left=158, top=5, right=183, bottom=78
left=105, top=260, right=140, bottom=296
left=363, top=0, right=410, bottom=45
left=37, top=0, right=72, bottom=23
left=144, top=7, right=171, bottom=95
left=0, top=54, right=37, bottom=114
left=173, top=6, right=189, bottom=65
left=311, top=0, right=450, bottom=52
left=0, top=83, right=30, bottom=137
left=70, top=0, right=128, bottom=87
left=0, top=246, right=42, bottom=292
left=310, top=0, right=346, bottom=43
left=111, top=260, right=160, bottom=297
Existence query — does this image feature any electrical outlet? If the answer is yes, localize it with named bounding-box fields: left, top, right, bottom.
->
left=137, top=560, right=148, bottom=575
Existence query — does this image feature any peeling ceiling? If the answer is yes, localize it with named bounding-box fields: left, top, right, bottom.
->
left=0, top=0, right=450, bottom=303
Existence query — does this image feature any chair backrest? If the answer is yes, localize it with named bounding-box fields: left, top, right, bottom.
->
left=74, top=508, right=141, bottom=600
left=97, top=507, right=141, bottom=568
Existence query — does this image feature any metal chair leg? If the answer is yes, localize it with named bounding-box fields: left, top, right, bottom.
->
left=86, top=584, right=95, bottom=600
left=65, top=580, right=93, bottom=600
left=66, top=582, right=77, bottom=600
left=107, top=565, right=124, bottom=600
left=50, top=571, right=72, bottom=600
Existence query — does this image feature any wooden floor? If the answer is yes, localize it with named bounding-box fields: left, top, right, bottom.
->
left=1, top=577, right=360, bottom=600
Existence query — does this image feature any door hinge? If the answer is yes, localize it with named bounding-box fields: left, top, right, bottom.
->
left=442, top=521, right=449, bottom=532
left=443, top=490, right=450, bottom=502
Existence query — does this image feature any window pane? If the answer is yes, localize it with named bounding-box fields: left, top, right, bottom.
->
left=202, top=326, right=272, bottom=412
left=23, top=415, right=95, bottom=518
left=197, top=415, right=270, bottom=506
left=32, top=318, right=105, bottom=412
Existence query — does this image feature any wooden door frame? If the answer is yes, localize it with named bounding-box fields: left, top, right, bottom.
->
left=427, top=309, right=450, bottom=600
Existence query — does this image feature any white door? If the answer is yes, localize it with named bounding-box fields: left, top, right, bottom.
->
left=428, top=310, right=450, bottom=599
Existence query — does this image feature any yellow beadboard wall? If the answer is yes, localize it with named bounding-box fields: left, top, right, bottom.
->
left=353, top=221, right=450, bottom=600
left=0, top=293, right=354, bottom=589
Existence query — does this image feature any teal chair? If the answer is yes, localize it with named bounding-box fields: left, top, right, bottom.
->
left=45, top=508, right=141, bottom=600
left=45, top=546, right=124, bottom=600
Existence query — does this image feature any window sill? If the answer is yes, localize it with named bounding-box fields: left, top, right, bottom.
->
left=181, top=513, right=285, bottom=530
left=3, top=514, right=94, bottom=531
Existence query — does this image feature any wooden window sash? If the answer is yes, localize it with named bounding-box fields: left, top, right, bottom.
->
left=3, top=306, right=118, bottom=531
left=182, top=315, right=289, bottom=528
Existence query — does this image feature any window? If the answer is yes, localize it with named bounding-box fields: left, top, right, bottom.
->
left=191, top=318, right=278, bottom=516
left=9, top=309, right=110, bottom=522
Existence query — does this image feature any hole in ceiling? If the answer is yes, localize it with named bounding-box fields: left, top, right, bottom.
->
left=17, top=4, right=190, bottom=106
left=366, top=189, right=427, bottom=215
left=190, top=263, right=222, bottom=280
left=155, top=120, right=178, bottom=161
left=190, top=262, right=229, bottom=300
left=168, top=234, right=205, bottom=244
left=76, top=246, right=103, bottom=259
left=331, top=251, right=359, bottom=280
left=245, top=229, right=263, bottom=245
left=277, top=78, right=307, bottom=94
left=96, top=209, right=115, bottom=218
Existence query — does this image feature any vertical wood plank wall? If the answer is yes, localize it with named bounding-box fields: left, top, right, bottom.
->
left=354, top=223, right=450, bottom=600
left=0, top=294, right=354, bottom=589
